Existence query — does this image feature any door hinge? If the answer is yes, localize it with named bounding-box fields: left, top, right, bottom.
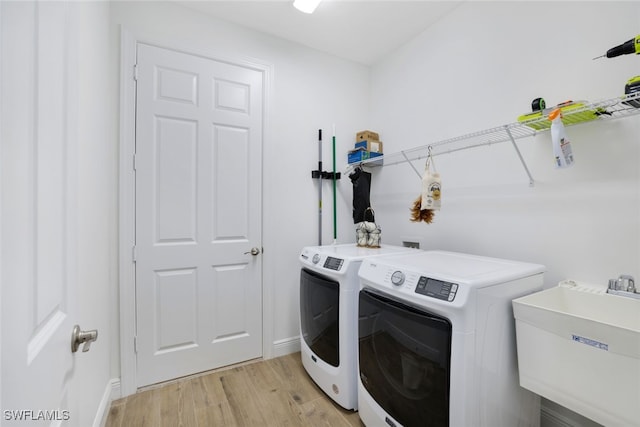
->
left=133, top=153, right=137, bottom=171
left=133, top=64, right=138, bottom=81
left=134, top=336, right=137, bottom=354
left=132, top=245, right=137, bottom=263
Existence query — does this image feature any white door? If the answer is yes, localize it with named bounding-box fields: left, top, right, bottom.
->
left=134, top=44, right=264, bottom=387
left=1, top=2, right=78, bottom=425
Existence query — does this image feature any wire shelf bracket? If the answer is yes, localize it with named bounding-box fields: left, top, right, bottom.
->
left=347, top=93, right=640, bottom=186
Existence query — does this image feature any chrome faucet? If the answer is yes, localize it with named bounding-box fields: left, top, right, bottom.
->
left=607, top=274, right=639, bottom=299
left=620, top=275, right=636, bottom=293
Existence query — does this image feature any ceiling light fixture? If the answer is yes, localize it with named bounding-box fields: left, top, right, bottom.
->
left=293, top=0, right=322, bottom=14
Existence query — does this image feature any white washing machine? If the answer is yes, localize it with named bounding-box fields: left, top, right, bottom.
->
left=357, top=250, right=545, bottom=427
left=299, top=243, right=418, bottom=410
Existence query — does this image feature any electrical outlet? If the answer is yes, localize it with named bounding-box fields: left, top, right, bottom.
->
left=402, top=240, right=420, bottom=249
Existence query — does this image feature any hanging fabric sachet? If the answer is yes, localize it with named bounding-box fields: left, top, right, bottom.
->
left=421, top=150, right=441, bottom=210
left=410, top=148, right=441, bottom=223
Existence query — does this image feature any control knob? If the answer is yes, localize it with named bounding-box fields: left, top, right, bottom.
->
left=312, top=254, right=321, bottom=264
left=391, top=271, right=405, bottom=286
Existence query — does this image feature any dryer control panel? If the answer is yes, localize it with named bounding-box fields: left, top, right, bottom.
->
left=415, top=276, right=458, bottom=302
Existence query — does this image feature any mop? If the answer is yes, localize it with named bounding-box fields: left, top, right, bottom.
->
left=318, top=129, right=323, bottom=245
left=332, top=125, right=337, bottom=244
left=310, top=127, right=341, bottom=245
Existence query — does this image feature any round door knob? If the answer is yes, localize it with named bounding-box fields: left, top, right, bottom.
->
left=244, top=247, right=260, bottom=256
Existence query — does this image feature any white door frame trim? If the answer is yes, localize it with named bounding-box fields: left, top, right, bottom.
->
left=118, top=27, right=273, bottom=397
left=0, top=1, right=4, bottom=415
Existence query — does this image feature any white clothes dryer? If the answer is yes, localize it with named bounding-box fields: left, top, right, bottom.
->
left=357, top=250, right=545, bottom=427
left=299, top=243, right=418, bottom=410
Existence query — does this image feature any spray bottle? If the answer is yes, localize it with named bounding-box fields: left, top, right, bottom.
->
left=549, top=108, right=574, bottom=168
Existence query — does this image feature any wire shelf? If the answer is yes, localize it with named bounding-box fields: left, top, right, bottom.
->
left=354, top=92, right=640, bottom=172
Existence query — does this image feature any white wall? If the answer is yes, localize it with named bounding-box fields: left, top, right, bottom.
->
left=74, top=2, right=118, bottom=424
left=109, top=1, right=370, bottom=380
left=369, top=2, right=639, bottom=425
left=370, top=1, right=639, bottom=286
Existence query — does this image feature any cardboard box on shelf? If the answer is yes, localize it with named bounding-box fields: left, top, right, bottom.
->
left=356, top=130, right=379, bottom=141
left=355, top=140, right=383, bottom=153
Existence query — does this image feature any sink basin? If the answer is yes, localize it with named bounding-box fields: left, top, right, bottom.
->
left=512, top=281, right=640, bottom=427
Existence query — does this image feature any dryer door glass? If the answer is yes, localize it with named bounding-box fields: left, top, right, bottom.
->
left=359, top=289, right=452, bottom=427
left=300, top=268, right=340, bottom=367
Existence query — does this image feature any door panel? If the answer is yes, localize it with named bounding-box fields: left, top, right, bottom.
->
left=154, top=116, right=197, bottom=243
left=155, top=268, right=198, bottom=353
left=211, top=264, right=251, bottom=340
left=212, top=125, right=250, bottom=239
left=1, top=1, right=77, bottom=425
left=135, top=44, right=263, bottom=387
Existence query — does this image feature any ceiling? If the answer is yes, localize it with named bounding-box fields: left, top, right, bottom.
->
left=178, top=0, right=463, bottom=65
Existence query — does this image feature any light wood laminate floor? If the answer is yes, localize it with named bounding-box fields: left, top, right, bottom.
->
left=106, top=352, right=363, bottom=427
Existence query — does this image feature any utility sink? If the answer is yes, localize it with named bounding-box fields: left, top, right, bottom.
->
left=512, top=281, right=640, bottom=427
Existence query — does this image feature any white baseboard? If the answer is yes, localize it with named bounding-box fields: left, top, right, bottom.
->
left=541, top=405, right=575, bottom=427
left=540, top=400, right=602, bottom=427
left=271, top=336, right=300, bottom=358
left=109, top=378, right=122, bottom=401
left=93, top=378, right=121, bottom=427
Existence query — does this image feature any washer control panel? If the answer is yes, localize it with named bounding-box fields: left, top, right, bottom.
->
left=323, top=256, right=344, bottom=271
left=415, top=276, right=458, bottom=302
left=381, top=268, right=458, bottom=302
